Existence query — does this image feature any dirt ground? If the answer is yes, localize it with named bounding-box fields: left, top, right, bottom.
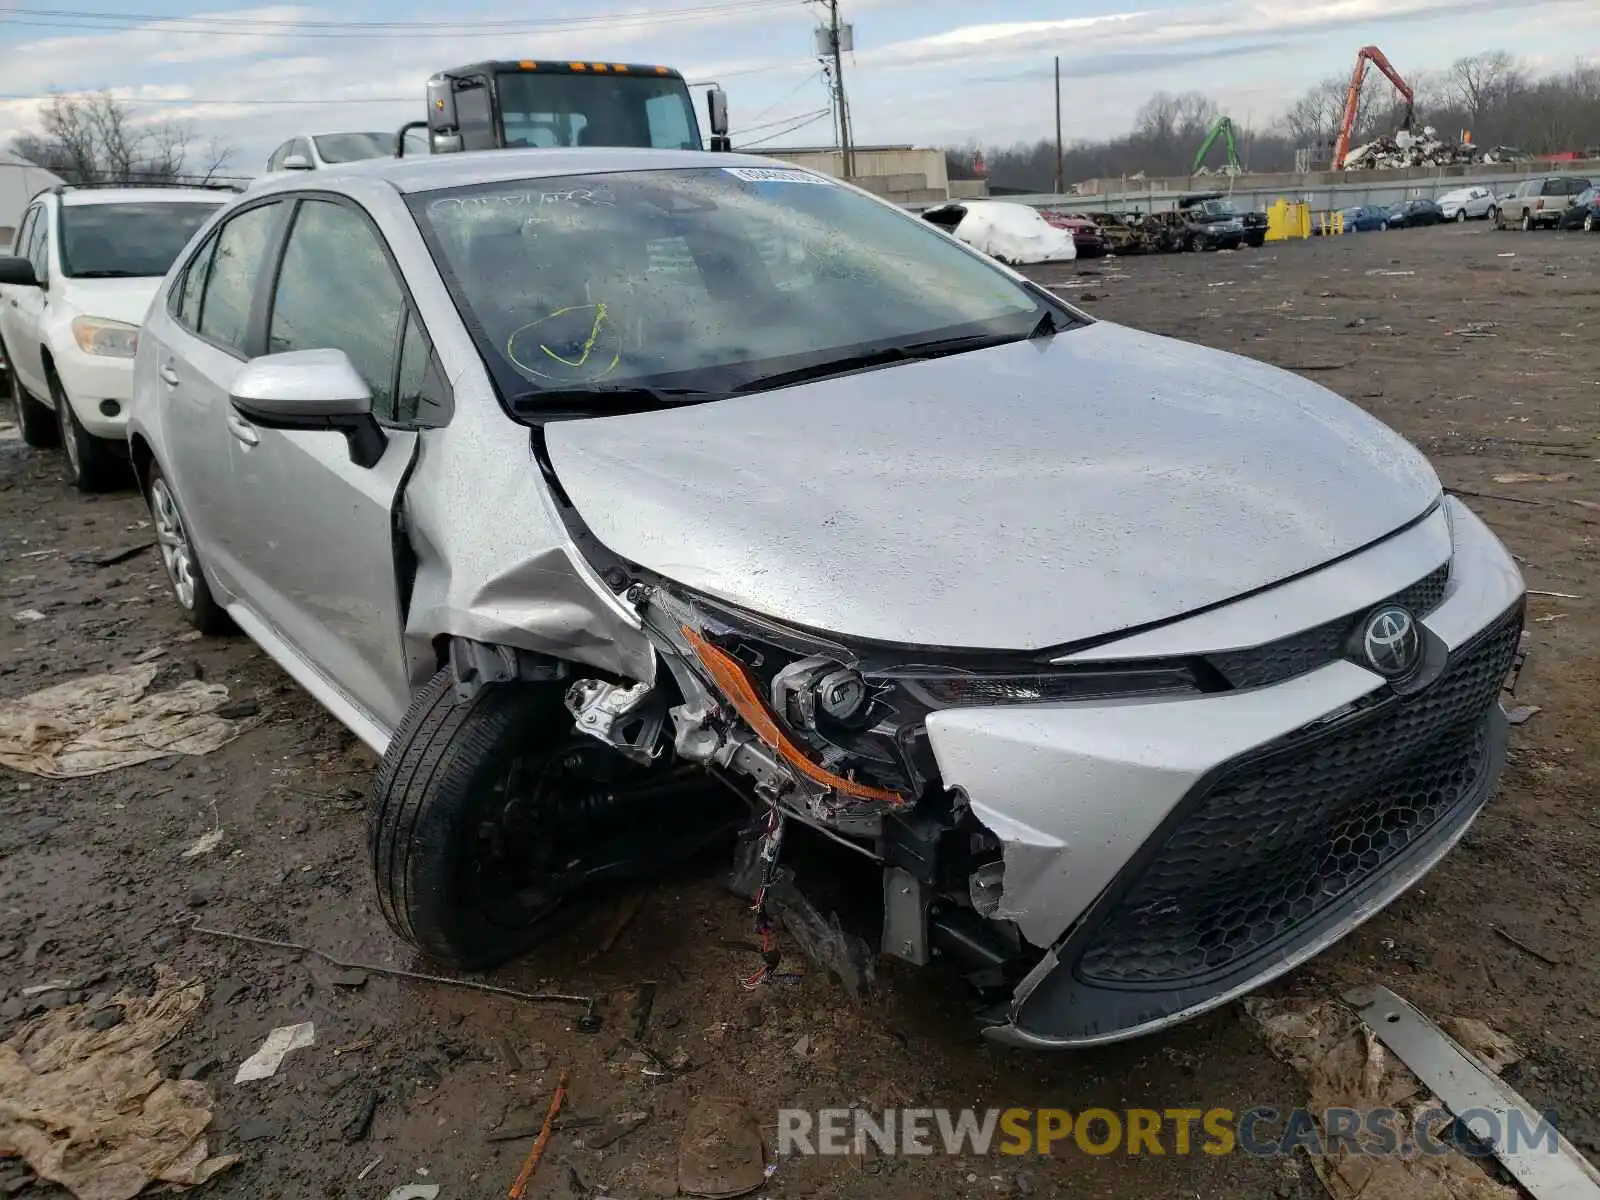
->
left=3, top=222, right=1599, bottom=1200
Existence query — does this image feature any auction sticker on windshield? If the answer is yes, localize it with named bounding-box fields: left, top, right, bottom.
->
left=722, top=166, right=832, bottom=185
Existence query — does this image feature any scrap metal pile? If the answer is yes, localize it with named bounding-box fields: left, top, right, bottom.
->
left=1343, top=126, right=1480, bottom=170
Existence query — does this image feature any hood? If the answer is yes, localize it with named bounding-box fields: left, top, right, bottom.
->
left=545, top=322, right=1441, bottom=652
left=58, top=276, right=162, bottom=327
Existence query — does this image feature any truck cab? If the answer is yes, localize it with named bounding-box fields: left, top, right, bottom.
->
left=400, top=60, right=730, bottom=157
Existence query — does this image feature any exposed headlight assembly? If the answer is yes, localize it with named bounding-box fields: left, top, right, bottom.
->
left=71, top=316, right=139, bottom=358
left=654, top=590, right=1201, bottom=815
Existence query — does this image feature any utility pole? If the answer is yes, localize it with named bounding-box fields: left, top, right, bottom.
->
left=822, top=0, right=855, bottom=177
left=1053, top=56, right=1063, bottom=195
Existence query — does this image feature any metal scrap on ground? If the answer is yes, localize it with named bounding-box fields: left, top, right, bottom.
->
left=0, top=662, right=253, bottom=779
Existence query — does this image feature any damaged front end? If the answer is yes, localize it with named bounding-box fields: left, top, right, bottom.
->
left=556, top=576, right=1206, bottom=1026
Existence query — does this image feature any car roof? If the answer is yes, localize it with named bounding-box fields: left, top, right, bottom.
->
left=244, top=147, right=815, bottom=198
left=58, top=187, right=234, bottom=207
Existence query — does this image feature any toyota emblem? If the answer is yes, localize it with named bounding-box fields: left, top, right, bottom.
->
left=1361, top=605, right=1422, bottom=678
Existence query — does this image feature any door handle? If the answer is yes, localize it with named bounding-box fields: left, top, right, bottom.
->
left=159, top=365, right=180, bottom=386
left=226, top=413, right=260, bottom=446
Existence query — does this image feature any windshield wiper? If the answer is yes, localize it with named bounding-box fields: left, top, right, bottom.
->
left=508, top=384, right=723, bottom=415
left=67, top=269, right=148, bottom=279
left=732, top=325, right=1043, bottom=395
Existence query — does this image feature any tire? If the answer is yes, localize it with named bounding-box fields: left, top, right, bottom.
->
left=1490, top=207, right=1502, bottom=229
left=50, top=372, right=121, bottom=492
left=369, top=671, right=720, bottom=970
left=1380, top=220, right=1389, bottom=231
left=1585, top=212, right=1595, bottom=233
left=6, top=352, right=60, bottom=448
left=1521, top=211, right=1533, bottom=232
left=1456, top=209, right=1467, bottom=223
left=145, top=460, right=230, bottom=634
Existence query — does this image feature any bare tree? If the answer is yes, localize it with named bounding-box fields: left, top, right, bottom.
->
left=1449, top=51, right=1522, bottom=128
left=10, top=91, right=236, bottom=185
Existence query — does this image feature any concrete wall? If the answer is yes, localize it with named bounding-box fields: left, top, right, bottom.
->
left=1016, top=159, right=1600, bottom=216
left=762, top=146, right=952, bottom=204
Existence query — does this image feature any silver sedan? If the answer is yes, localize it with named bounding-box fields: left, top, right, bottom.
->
left=127, top=148, right=1525, bottom=1049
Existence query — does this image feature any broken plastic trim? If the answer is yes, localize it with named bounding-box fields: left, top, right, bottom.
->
left=679, top=625, right=906, bottom=805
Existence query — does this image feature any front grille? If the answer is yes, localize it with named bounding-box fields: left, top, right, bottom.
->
left=1209, top=563, right=1450, bottom=689
left=1075, top=603, right=1522, bottom=987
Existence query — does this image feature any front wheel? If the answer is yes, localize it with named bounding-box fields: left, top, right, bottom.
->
left=7, top=354, right=59, bottom=448
left=1490, top=207, right=1502, bottom=229
left=1585, top=212, right=1595, bottom=233
left=1521, top=211, right=1533, bottom=232
left=368, top=671, right=734, bottom=970
left=1456, top=209, right=1467, bottom=223
left=1380, top=220, right=1389, bottom=231
left=51, top=375, right=121, bottom=493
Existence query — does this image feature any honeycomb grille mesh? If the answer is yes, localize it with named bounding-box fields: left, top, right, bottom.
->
left=1209, top=563, right=1451, bottom=690
left=1076, top=603, right=1521, bottom=987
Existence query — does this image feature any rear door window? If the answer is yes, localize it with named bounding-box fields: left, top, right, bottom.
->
left=197, top=201, right=284, bottom=354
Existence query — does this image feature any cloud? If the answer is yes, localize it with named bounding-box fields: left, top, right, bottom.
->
left=968, top=40, right=1295, bottom=84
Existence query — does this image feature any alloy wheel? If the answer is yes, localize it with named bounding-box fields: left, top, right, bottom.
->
left=150, top=477, right=198, bottom=610
left=1586, top=213, right=1595, bottom=233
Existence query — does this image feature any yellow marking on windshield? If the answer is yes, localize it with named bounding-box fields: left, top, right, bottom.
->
left=506, top=302, right=621, bottom=381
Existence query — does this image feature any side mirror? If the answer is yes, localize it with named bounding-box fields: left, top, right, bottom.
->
left=282, top=153, right=312, bottom=171
left=229, top=349, right=386, bottom=468
left=0, top=256, right=40, bottom=287
left=706, top=87, right=730, bottom=152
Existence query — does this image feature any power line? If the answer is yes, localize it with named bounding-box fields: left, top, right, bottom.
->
left=0, top=0, right=802, bottom=39
left=0, top=94, right=412, bottom=106
left=736, top=109, right=831, bottom=147
left=732, top=106, right=830, bottom=136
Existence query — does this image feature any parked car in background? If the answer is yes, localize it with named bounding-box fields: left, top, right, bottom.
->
left=264, top=131, right=411, bottom=174
left=1493, top=176, right=1593, bottom=230
left=1385, top=198, right=1446, bottom=228
left=921, top=200, right=1076, bottom=264
left=1438, top=186, right=1493, bottom=222
left=1556, top=186, right=1600, bottom=232
left=1339, top=205, right=1390, bottom=232
left=1040, top=211, right=1106, bottom=258
left=1240, top=210, right=1268, bottom=247
left=126, top=148, right=1524, bottom=1051
left=0, top=184, right=232, bottom=489
left=1157, top=193, right=1245, bottom=252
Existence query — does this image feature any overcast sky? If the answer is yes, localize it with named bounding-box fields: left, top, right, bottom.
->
left=2, top=0, right=1597, bottom=174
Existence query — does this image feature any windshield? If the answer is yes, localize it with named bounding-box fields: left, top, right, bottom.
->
left=60, top=201, right=222, bottom=278
left=410, top=167, right=1058, bottom=403
left=493, top=71, right=700, bottom=150
left=313, top=132, right=395, bottom=163
left=1200, top=199, right=1237, bottom=217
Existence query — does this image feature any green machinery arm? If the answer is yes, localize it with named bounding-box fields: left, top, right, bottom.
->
left=1192, top=116, right=1240, bottom=174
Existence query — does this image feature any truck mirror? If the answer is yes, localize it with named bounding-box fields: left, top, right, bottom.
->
left=707, top=86, right=729, bottom=140
left=426, top=76, right=458, bottom=134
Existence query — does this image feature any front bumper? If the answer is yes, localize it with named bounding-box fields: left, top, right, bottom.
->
left=53, top=348, right=134, bottom=440
left=925, top=496, right=1524, bottom=1048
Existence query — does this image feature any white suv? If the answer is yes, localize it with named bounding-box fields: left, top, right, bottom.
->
left=0, top=184, right=231, bottom=489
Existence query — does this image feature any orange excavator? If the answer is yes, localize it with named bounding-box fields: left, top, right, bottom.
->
left=1331, top=45, right=1415, bottom=169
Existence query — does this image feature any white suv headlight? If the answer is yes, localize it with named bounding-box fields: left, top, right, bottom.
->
left=71, top=316, right=139, bottom=358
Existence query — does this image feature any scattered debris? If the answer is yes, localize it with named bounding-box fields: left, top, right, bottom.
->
left=0, top=663, right=253, bottom=779
left=11, top=609, right=44, bottom=623
left=1505, top=704, right=1542, bottom=725
left=679, top=1097, right=767, bottom=1199
left=192, top=923, right=601, bottom=1029
left=84, top=543, right=155, bottom=568
left=632, top=981, right=658, bottom=1040
left=1245, top=993, right=1516, bottom=1200
left=179, top=828, right=225, bottom=860
left=1347, top=985, right=1600, bottom=1199
left=1344, top=126, right=1482, bottom=170
left=382, top=1186, right=439, bottom=1200
left=581, top=887, right=648, bottom=964
left=357, top=1157, right=383, bottom=1181
left=508, top=1065, right=570, bottom=1200
left=333, top=1036, right=375, bottom=1056
left=585, top=1111, right=650, bottom=1150
left=1493, top=471, right=1576, bottom=484
left=233, top=1022, right=316, bottom=1083
left=1491, top=924, right=1567, bottom=967
left=1527, top=589, right=1582, bottom=599
left=0, top=969, right=238, bottom=1200
left=1535, top=613, right=1567, bottom=622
